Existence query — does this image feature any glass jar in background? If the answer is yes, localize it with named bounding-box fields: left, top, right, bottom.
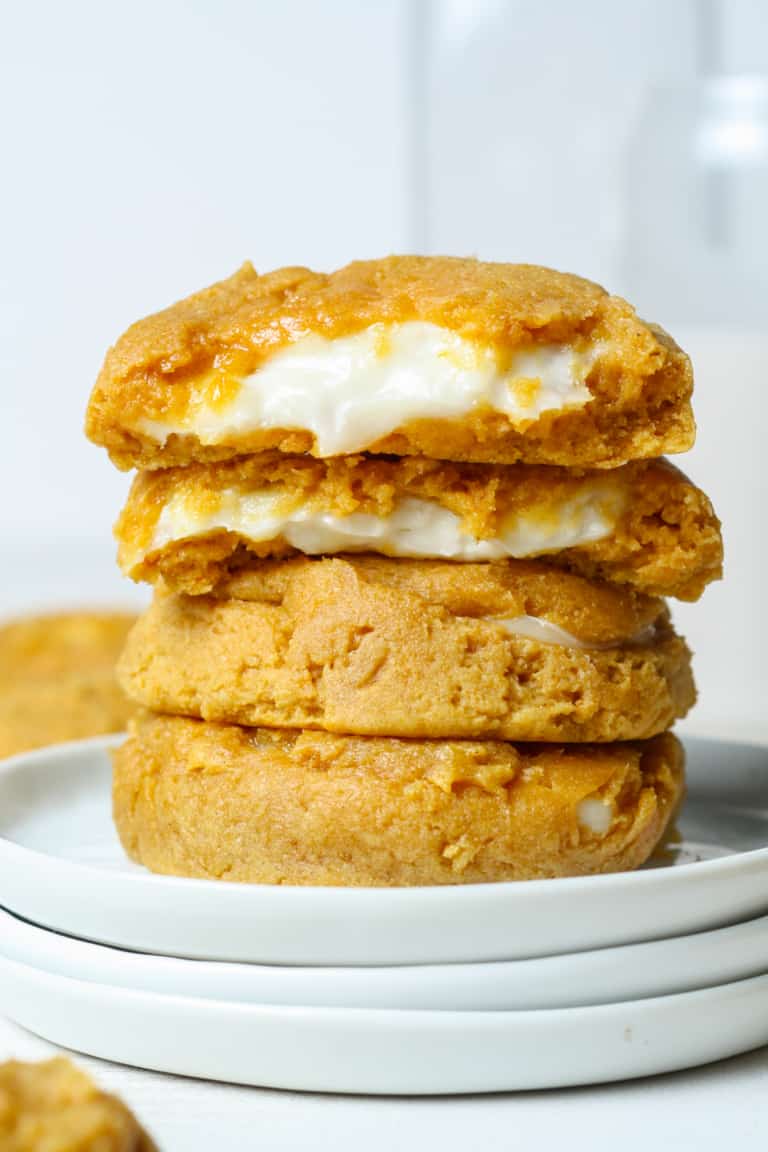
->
left=622, top=76, right=768, bottom=737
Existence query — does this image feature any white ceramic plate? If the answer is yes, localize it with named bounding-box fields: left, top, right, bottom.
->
left=0, top=735, right=766, bottom=966
left=1, top=955, right=767, bottom=1094
left=3, top=905, right=768, bottom=1011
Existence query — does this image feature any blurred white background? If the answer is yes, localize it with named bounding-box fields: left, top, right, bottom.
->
left=1, top=0, right=765, bottom=735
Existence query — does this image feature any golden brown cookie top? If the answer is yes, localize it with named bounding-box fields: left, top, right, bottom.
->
left=0, top=1058, right=157, bottom=1151
left=96, top=257, right=611, bottom=377
left=126, top=708, right=682, bottom=796
left=86, top=256, right=695, bottom=469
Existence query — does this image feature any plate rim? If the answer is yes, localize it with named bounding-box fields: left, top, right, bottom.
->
left=2, top=901, right=768, bottom=1012
left=2, top=946, right=768, bottom=1022
left=2, top=954, right=768, bottom=1093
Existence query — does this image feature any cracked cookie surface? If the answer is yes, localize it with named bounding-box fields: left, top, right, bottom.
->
left=114, top=712, right=685, bottom=885
left=117, top=557, right=695, bottom=742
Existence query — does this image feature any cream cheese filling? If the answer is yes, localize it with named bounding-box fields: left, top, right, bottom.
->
left=576, top=798, right=614, bottom=835
left=139, top=483, right=625, bottom=568
left=492, top=615, right=601, bottom=650
left=489, top=615, right=655, bottom=651
left=138, top=321, right=603, bottom=455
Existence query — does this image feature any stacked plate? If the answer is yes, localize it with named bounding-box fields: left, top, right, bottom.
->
left=1, top=734, right=767, bottom=1094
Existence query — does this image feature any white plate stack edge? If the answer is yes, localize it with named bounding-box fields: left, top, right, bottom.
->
left=0, top=734, right=767, bottom=1093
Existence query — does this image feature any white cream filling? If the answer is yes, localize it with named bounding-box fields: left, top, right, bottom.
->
left=490, top=614, right=657, bottom=651
left=577, top=798, right=614, bottom=836
left=492, top=615, right=597, bottom=650
left=138, top=321, right=601, bottom=454
left=143, top=484, right=622, bottom=567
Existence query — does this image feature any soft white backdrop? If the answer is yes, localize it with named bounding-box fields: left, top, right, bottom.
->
left=1, top=0, right=765, bottom=733
left=1, top=0, right=411, bottom=616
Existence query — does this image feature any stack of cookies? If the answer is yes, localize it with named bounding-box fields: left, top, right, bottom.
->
left=86, top=257, right=722, bottom=886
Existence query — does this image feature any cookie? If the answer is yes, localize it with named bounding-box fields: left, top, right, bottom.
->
left=116, top=453, right=722, bottom=601
left=86, top=257, right=694, bottom=469
left=0, top=1058, right=156, bottom=1151
left=117, top=557, right=695, bottom=742
left=114, top=712, right=685, bottom=885
left=0, top=611, right=136, bottom=758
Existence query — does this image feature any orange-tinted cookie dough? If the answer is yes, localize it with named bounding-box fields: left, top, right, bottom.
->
left=0, top=1058, right=156, bottom=1151
left=118, top=557, right=695, bottom=742
left=114, top=712, right=685, bottom=886
left=116, top=453, right=722, bottom=601
left=86, top=257, right=694, bottom=469
left=0, top=611, right=136, bottom=758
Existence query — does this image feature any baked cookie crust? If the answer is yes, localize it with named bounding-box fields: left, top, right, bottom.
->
left=114, top=712, right=685, bottom=886
left=0, top=611, right=136, bottom=758
left=116, top=453, right=722, bottom=601
left=86, top=257, right=694, bottom=469
left=0, top=1058, right=156, bottom=1151
left=117, top=557, right=695, bottom=742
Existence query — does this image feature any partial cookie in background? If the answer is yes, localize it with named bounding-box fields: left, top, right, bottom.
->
left=116, top=453, right=722, bottom=601
left=86, top=256, right=695, bottom=470
left=118, top=557, right=695, bottom=743
left=0, top=1057, right=157, bottom=1150
left=114, top=712, right=685, bottom=886
left=0, top=612, right=136, bottom=758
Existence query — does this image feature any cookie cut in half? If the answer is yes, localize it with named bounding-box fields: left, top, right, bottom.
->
left=87, top=257, right=694, bottom=469
left=116, top=453, right=722, bottom=601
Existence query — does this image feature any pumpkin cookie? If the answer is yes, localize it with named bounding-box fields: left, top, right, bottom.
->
left=114, top=712, right=685, bottom=886
left=0, top=611, right=136, bottom=758
left=0, top=1057, right=156, bottom=1151
left=116, top=453, right=721, bottom=601
left=117, top=557, right=695, bottom=742
left=86, top=257, right=694, bottom=470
